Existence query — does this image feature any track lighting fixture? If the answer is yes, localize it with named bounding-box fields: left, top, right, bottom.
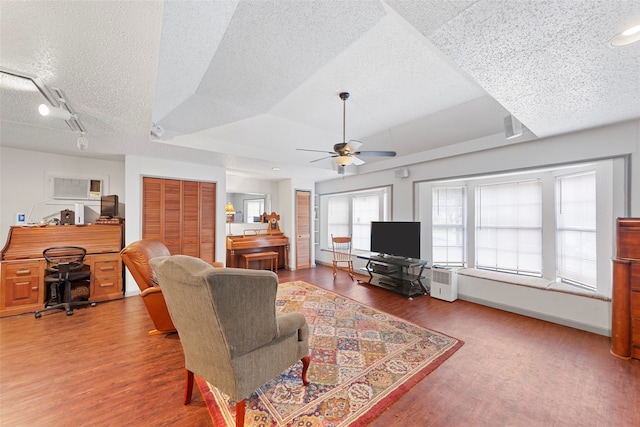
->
left=39, top=104, right=72, bottom=120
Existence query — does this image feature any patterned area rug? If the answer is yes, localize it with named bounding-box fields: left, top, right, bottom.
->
left=197, top=281, right=463, bottom=426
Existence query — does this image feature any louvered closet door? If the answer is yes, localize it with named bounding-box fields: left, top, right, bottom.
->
left=163, top=179, right=182, bottom=254
left=143, top=177, right=217, bottom=262
left=182, top=180, right=200, bottom=257
left=296, top=190, right=311, bottom=269
left=142, top=177, right=163, bottom=241
left=199, top=182, right=216, bottom=263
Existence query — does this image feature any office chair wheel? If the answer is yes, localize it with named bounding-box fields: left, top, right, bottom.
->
left=66, top=310, right=74, bottom=316
left=35, top=312, right=42, bottom=319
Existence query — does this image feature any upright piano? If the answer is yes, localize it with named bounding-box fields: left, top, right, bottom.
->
left=226, top=232, right=289, bottom=270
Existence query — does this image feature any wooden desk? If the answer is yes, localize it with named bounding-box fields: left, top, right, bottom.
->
left=0, top=224, right=124, bottom=317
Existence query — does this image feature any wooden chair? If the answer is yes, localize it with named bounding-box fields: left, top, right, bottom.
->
left=331, top=234, right=354, bottom=280
left=150, top=255, right=310, bottom=427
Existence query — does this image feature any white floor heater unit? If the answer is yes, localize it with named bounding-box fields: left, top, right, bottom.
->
left=430, top=267, right=459, bottom=302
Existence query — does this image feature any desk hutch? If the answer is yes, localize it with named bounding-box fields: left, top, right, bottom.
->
left=0, top=224, right=124, bottom=317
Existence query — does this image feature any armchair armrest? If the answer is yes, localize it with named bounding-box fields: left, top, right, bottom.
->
left=140, top=286, right=163, bottom=298
left=276, top=312, right=308, bottom=341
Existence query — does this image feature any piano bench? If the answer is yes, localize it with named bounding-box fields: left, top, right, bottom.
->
left=241, top=251, right=279, bottom=272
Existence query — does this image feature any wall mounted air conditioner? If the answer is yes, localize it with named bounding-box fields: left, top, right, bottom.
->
left=47, top=175, right=104, bottom=201
left=430, top=267, right=459, bottom=302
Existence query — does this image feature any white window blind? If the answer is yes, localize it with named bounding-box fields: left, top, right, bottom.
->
left=327, top=196, right=349, bottom=242
left=432, top=186, right=466, bottom=266
left=352, top=194, right=380, bottom=251
left=323, top=187, right=390, bottom=251
left=476, top=180, right=542, bottom=276
left=556, top=171, right=597, bottom=289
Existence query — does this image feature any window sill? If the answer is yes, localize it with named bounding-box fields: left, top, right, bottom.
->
left=457, top=268, right=610, bottom=301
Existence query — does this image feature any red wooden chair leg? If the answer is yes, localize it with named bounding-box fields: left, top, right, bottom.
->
left=301, top=355, right=311, bottom=386
left=184, top=369, right=194, bottom=404
left=236, top=399, right=246, bottom=427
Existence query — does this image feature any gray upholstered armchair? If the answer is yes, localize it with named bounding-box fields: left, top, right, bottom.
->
left=149, top=255, right=310, bottom=427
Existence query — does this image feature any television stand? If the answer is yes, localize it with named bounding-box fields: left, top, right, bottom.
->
left=357, top=254, right=428, bottom=299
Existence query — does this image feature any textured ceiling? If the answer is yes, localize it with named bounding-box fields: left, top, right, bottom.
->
left=1, top=0, right=639, bottom=182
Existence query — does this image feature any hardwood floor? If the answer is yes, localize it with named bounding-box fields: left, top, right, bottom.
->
left=1, top=265, right=638, bottom=426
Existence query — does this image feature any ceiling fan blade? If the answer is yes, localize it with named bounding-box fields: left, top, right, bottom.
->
left=351, top=156, right=365, bottom=166
left=297, top=148, right=336, bottom=155
left=345, top=140, right=362, bottom=152
left=354, top=150, right=396, bottom=157
left=310, top=155, right=335, bottom=163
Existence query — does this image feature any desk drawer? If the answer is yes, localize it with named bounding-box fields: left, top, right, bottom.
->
left=93, top=260, right=119, bottom=278
left=89, top=255, right=122, bottom=301
left=91, top=275, right=122, bottom=300
left=5, top=261, right=42, bottom=277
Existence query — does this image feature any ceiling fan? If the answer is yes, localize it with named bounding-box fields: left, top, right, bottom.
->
left=297, top=92, right=396, bottom=174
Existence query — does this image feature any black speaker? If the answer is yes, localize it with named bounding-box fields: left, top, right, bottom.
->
left=60, top=209, right=75, bottom=225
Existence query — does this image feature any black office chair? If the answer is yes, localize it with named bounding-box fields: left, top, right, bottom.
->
left=35, top=246, right=96, bottom=318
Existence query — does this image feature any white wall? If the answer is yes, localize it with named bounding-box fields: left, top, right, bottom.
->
left=124, top=155, right=227, bottom=296
left=0, top=147, right=125, bottom=242
left=314, top=120, right=640, bottom=335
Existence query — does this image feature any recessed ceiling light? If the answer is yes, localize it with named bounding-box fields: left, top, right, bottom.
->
left=611, top=24, right=640, bottom=46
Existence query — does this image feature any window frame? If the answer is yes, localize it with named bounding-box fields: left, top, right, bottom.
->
left=418, top=159, right=618, bottom=296
left=320, top=186, right=391, bottom=252
left=432, top=186, right=466, bottom=267
left=475, top=178, right=543, bottom=276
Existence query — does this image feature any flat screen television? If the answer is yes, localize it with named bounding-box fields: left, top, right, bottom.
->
left=370, top=221, right=421, bottom=260
left=100, top=194, right=119, bottom=218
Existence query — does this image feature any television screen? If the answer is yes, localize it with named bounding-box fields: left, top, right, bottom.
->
left=100, top=194, right=119, bottom=218
left=370, top=221, right=421, bottom=260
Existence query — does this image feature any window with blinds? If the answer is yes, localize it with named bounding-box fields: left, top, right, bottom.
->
left=476, top=180, right=542, bottom=276
left=556, top=171, right=597, bottom=289
left=432, top=186, right=466, bottom=266
left=327, top=196, right=350, bottom=241
left=324, top=187, right=390, bottom=251
left=352, top=194, right=380, bottom=250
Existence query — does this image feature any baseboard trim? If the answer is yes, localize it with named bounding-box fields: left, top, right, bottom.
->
left=459, top=294, right=611, bottom=337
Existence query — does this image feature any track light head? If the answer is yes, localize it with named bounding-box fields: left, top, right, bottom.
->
left=39, top=104, right=72, bottom=120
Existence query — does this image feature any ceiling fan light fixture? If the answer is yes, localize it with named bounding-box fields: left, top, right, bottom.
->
left=336, top=155, right=353, bottom=166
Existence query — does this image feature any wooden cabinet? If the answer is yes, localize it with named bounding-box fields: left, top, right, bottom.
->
left=612, top=218, right=640, bottom=360
left=0, top=224, right=124, bottom=317
left=90, top=253, right=122, bottom=301
left=1, top=260, right=45, bottom=316
left=142, top=177, right=216, bottom=263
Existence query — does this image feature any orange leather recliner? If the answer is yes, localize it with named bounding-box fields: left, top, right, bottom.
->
left=121, top=239, right=224, bottom=335
left=120, top=240, right=176, bottom=335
